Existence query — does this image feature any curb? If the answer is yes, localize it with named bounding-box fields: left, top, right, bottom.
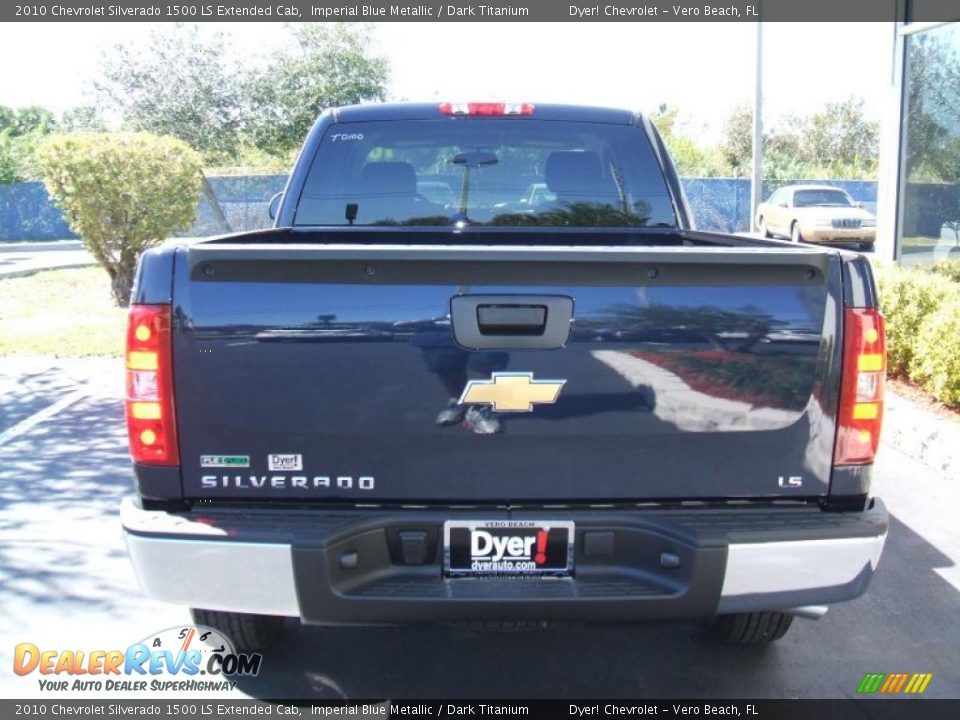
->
left=0, top=240, right=83, bottom=253
left=883, top=389, right=960, bottom=479
left=0, top=261, right=96, bottom=280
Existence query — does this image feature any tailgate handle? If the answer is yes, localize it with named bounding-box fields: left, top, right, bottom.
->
left=477, top=305, right=547, bottom=336
left=451, top=295, right=573, bottom=350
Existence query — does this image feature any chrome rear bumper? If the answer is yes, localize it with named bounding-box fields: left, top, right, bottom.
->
left=122, top=497, right=887, bottom=622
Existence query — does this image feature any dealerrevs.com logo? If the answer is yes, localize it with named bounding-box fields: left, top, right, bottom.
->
left=13, top=626, right=262, bottom=693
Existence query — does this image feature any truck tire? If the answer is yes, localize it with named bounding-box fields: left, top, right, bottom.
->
left=709, top=612, right=793, bottom=645
left=190, top=609, right=285, bottom=653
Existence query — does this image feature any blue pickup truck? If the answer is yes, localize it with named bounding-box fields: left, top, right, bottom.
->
left=120, top=102, right=888, bottom=651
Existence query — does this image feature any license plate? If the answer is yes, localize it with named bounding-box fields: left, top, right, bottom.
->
left=443, top=520, right=574, bottom=576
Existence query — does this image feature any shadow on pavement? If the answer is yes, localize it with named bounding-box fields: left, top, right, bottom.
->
left=0, top=387, right=134, bottom=614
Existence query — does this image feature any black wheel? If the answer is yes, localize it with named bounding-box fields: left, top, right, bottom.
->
left=790, top=222, right=804, bottom=243
left=709, top=612, right=794, bottom=645
left=758, top=217, right=771, bottom=238
left=190, top=609, right=285, bottom=653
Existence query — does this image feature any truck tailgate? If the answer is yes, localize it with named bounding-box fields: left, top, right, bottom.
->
left=171, top=240, right=842, bottom=503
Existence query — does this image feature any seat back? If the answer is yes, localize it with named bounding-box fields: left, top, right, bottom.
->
left=544, top=151, right=620, bottom=206
left=358, top=162, right=418, bottom=198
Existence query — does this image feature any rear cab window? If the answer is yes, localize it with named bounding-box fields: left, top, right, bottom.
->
left=293, top=118, right=678, bottom=230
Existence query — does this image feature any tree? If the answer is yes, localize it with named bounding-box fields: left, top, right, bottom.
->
left=718, top=99, right=878, bottom=183
left=10, top=106, right=57, bottom=135
left=650, top=104, right=728, bottom=177
left=0, top=106, right=13, bottom=134
left=58, top=105, right=106, bottom=133
left=93, top=24, right=243, bottom=160
left=802, top=96, right=879, bottom=171
left=245, top=24, right=388, bottom=157
left=904, top=33, right=960, bottom=182
left=0, top=105, right=60, bottom=183
left=0, top=105, right=57, bottom=136
left=0, top=129, right=44, bottom=183
left=720, top=104, right=753, bottom=176
left=650, top=104, right=679, bottom=139
left=39, top=133, right=202, bottom=306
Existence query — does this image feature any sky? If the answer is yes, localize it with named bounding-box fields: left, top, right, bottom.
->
left=0, top=22, right=895, bottom=140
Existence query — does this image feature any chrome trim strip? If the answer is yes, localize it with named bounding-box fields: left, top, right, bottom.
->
left=121, top=496, right=227, bottom=536
left=122, top=500, right=299, bottom=617
left=720, top=534, right=887, bottom=598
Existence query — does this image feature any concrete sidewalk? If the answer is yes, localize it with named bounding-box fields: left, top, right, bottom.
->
left=884, top=388, right=960, bottom=480
left=0, top=240, right=94, bottom=278
left=0, top=238, right=206, bottom=279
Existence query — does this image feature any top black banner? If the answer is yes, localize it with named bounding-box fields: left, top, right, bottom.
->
left=4, top=0, right=960, bottom=23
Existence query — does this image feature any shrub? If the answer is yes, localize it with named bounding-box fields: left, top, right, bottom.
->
left=38, top=132, right=202, bottom=306
left=928, top=259, right=960, bottom=284
left=872, top=263, right=956, bottom=376
left=911, top=297, right=960, bottom=407
left=0, top=128, right=44, bottom=184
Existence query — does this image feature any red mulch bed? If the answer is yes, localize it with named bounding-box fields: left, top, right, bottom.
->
left=631, top=349, right=791, bottom=408
left=887, top=377, right=960, bottom=423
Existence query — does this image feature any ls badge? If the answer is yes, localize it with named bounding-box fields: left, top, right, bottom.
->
left=458, top=372, right=566, bottom=413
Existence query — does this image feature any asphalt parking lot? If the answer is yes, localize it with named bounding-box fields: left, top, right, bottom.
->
left=0, top=360, right=958, bottom=700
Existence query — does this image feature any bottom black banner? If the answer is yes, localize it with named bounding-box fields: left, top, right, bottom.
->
left=3, top=700, right=958, bottom=720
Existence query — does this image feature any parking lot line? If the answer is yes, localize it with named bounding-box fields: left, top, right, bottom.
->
left=0, top=388, right=88, bottom=447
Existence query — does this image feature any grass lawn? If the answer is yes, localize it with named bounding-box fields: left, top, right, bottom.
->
left=0, top=267, right=126, bottom=357
left=901, top=235, right=960, bottom=248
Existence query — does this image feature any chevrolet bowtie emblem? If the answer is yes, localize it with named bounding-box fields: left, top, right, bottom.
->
left=458, top=372, right=566, bottom=413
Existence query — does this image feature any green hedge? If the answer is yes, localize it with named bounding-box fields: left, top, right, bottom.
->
left=911, top=298, right=960, bottom=406
left=928, top=259, right=960, bottom=284
left=874, top=261, right=960, bottom=407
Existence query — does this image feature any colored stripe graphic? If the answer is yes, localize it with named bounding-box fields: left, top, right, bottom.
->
left=858, top=672, right=932, bottom=694
left=857, top=673, right=885, bottom=694
left=906, top=674, right=933, bottom=694
left=891, top=674, right=909, bottom=693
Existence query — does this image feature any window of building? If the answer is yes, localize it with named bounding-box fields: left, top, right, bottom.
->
left=898, top=22, right=960, bottom=265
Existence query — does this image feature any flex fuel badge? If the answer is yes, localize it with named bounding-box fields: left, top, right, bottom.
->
left=200, top=455, right=249, bottom=468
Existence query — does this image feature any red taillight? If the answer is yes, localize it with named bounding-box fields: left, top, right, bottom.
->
left=125, top=305, right=179, bottom=466
left=834, top=308, right=886, bottom=465
left=438, top=102, right=535, bottom=116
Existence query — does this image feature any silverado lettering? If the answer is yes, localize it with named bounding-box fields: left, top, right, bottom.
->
left=200, top=475, right=375, bottom=490
left=122, top=102, right=889, bottom=653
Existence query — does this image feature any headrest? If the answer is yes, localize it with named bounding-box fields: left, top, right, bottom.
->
left=359, top=162, right=417, bottom=196
left=545, top=151, right=611, bottom=196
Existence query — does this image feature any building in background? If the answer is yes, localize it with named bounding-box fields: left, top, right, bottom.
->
left=877, top=17, right=960, bottom=265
